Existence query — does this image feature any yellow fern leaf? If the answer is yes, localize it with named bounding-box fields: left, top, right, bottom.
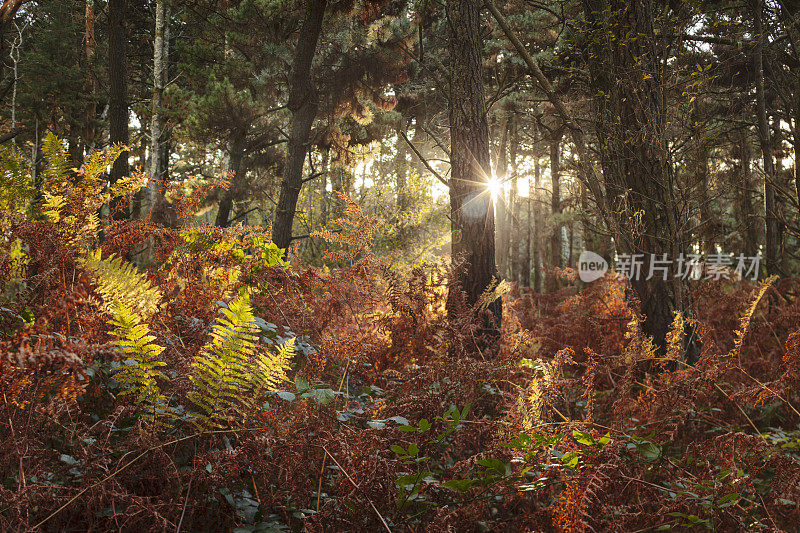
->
left=81, top=250, right=162, bottom=319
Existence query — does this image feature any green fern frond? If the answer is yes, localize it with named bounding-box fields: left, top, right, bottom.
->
left=250, top=337, right=293, bottom=396
left=81, top=250, right=162, bottom=319
left=42, top=191, right=67, bottom=224
left=109, top=171, right=146, bottom=199
left=108, top=300, right=169, bottom=424
left=41, top=132, right=72, bottom=185
left=189, top=293, right=260, bottom=427
left=0, top=145, right=34, bottom=215
left=81, top=144, right=127, bottom=187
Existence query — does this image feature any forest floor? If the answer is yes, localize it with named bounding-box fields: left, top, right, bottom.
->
left=2, top=190, right=800, bottom=531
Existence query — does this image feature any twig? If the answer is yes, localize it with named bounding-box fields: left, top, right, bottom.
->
left=321, top=447, right=392, bottom=532
left=399, top=130, right=449, bottom=189
left=31, top=428, right=263, bottom=530
left=176, top=477, right=192, bottom=533
left=316, top=455, right=327, bottom=513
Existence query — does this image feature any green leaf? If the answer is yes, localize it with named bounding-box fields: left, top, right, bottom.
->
left=390, top=445, right=406, bottom=456
left=477, top=458, right=508, bottom=476
left=561, top=452, right=579, bottom=468
left=573, top=429, right=595, bottom=446
left=408, top=443, right=419, bottom=457
left=597, top=433, right=612, bottom=446
left=312, top=388, right=335, bottom=404
left=442, top=478, right=475, bottom=492
left=294, top=375, right=310, bottom=392
left=635, top=441, right=661, bottom=461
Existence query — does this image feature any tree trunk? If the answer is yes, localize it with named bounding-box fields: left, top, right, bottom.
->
left=84, top=0, right=96, bottom=152
left=734, top=128, right=759, bottom=257
left=148, top=0, right=166, bottom=216
left=108, top=0, right=129, bottom=219
left=508, top=113, right=528, bottom=286
left=508, top=115, right=521, bottom=283
left=445, top=0, right=501, bottom=342
left=497, top=113, right=510, bottom=279
left=395, top=118, right=410, bottom=211
left=547, top=130, right=562, bottom=292
left=319, top=147, right=329, bottom=228
left=771, top=115, right=787, bottom=273
left=692, top=103, right=713, bottom=256
left=216, top=132, right=245, bottom=227
left=271, top=0, right=327, bottom=252
left=582, top=0, right=693, bottom=358
left=533, top=151, right=542, bottom=292
left=752, top=0, right=779, bottom=274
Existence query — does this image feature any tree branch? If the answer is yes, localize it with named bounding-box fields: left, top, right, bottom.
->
left=400, top=130, right=450, bottom=188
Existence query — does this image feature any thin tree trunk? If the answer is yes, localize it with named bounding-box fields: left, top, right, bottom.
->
left=771, top=115, right=786, bottom=272
left=272, top=0, right=327, bottom=252
left=547, top=130, right=562, bottom=292
left=216, top=132, right=245, bottom=227
left=84, top=0, right=96, bottom=152
left=693, top=103, right=713, bottom=255
left=445, top=0, right=501, bottom=342
left=108, top=0, right=129, bottom=219
left=496, top=113, right=509, bottom=279
left=735, top=127, right=759, bottom=257
left=158, top=6, right=171, bottom=190
left=508, top=115, right=521, bottom=283
left=8, top=20, right=22, bottom=147
left=533, top=150, right=542, bottom=292
left=148, top=0, right=166, bottom=215
left=508, top=113, right=528, bottom=286
left=319, top=147, right=329, bottom=228
left=395, top=118, right=409, bottom=211
left=752, top=0, right=779, bottom=274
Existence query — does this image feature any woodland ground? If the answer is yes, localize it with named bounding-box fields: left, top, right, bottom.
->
left=1, top=147, right=800, bottom=531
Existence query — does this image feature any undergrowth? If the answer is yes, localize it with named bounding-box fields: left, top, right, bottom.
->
left=1, top=139, right=800, bottom=531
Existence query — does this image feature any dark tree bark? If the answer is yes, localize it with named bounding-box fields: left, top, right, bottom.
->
left=691, top=102, right=714, bottom=256
left=215, top=131, right=246, bottom=227
left=445, top=0, right=502, bottom=341
left=271, top=0, right=327, bottom=252
left=751, top=0, right=779, bottom=274
left=582, top=0, right=695, bottom=358
left=782, top=0, right=800, bottom=205
left=771, top=115, right=787, bottom=273
left=108, top=0, right=129, bottom=219
left=734, top=127, right=759, bottom=257
left=84, top=0, right=96, bottom=153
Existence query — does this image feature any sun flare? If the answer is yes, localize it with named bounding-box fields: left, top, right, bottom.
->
left=486, top=175, right=502, bottom=200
